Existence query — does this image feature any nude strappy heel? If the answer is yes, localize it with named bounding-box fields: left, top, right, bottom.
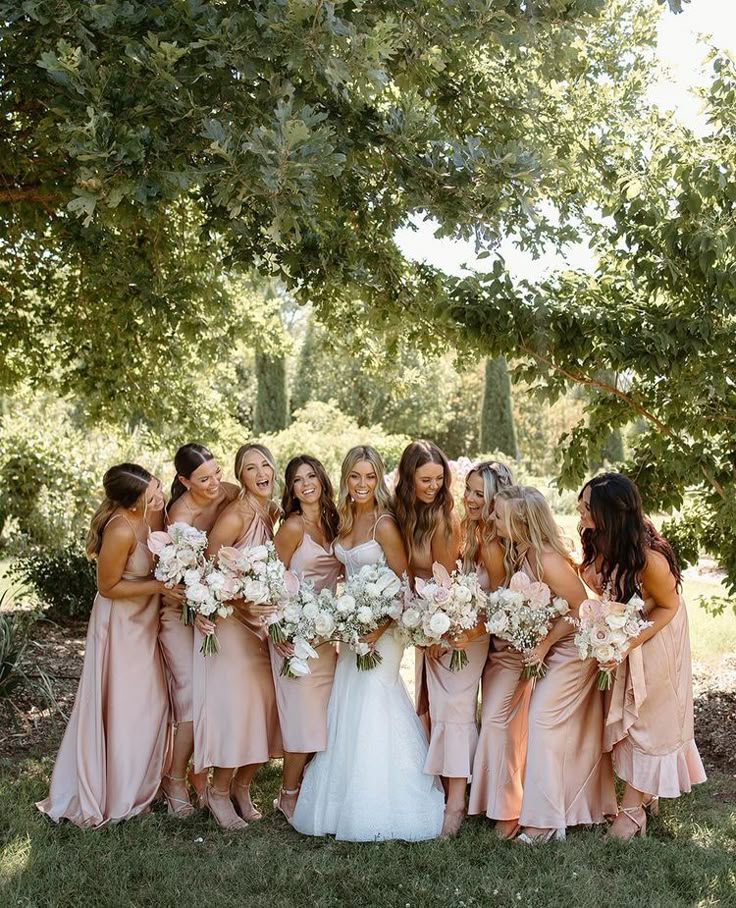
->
left=609, top=805, right=647, bottom=840
left=203, top=784, right=248, bottom=831
left=273, top=786, right=300, bottom=823
left=161, top=774, right=194, bottom=817
left=231, top=778, right=263, bottom=821
left=516, top=827, right=566, bottom=844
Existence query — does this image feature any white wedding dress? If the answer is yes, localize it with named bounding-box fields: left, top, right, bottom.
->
left=291, top=537, right=445, bottom=842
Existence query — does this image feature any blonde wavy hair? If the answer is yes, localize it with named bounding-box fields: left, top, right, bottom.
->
left=494, top=485, right=575, bottom=582
left=234, top=443, right=279, bottom=504
left=461, top=460, right=514, bottom=572
left=337, top=445, right=392, bottom=538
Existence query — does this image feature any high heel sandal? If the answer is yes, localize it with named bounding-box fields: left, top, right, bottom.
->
left=440, top=806, right=467, bottom=839
left=494, top=818, right=521, bottom=840
left=608, top=805, right=646, bottom=840
left=187, top=767, right=208, bottom=805
left=203, top=784, right=248, bottom=832
left=516, top=827, right=566, bottom=844
left=231, top=778, right=263, bottom=821
left=161, top=774, right=194, bottom=817
left=273, top=786, right=300, bottom=823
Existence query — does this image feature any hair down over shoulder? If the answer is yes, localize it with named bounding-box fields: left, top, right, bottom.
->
left=281, top=454, right=340, bottom=543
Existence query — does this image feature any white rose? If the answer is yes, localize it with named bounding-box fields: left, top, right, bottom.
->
left=553, top=597, right=570, bottom=616
left=243, top=579, right=269, bottom=604
left=302, top=600, right=319, bottom=620
left=455, top=585, right=472, bottom=603
left=429, top=611, right=451, bottom=636
left=356, top=606, right=374, bottom=625
left=315, top=612, right=335, bottom=636
left=354, top=641, right=370, bottom=656
left=336, top=594, right=356, bottom=614
left=186, top=582, right=210, bottom=604
left=283, top=604, right=300, bottom=623
left=216, top=605, right=233, bottom=620
left=183, top=568, right=202, bottom=586
left=401, top=607, right=421, bottom=629
left=486, top=611, right=509, bottom=635
left=385, top=602, right=402, bottom=621
left=594, top=644, right=615, bottom=663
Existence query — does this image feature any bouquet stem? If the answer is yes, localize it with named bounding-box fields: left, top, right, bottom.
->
left=521, top=661, right=547, bottom=681
left=199, top=632, right=220, bottom=657
left=180, top=602, right=195, bottom=626
left=280, top=659, right=298, bottom=679
left=449, top=648, right=469, bottom=672
left=268, top=622, right=286, bottom=643
left=597, top=668, right=614, bottom=690
left=356, top=650, right=383, bottom=671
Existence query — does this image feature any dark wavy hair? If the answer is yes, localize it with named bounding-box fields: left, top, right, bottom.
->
left=86, top=463, right=153, bottom=559
left=170, top=443, right=215, bottom=506
left=281, top=454, right=340, bottom=544
left=579, top=472, right=681, bottom=601
left=392, top=440, right=454, bottom=568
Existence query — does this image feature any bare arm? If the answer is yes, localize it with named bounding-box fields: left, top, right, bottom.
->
left=274, top=516, right=304, bottom=568
left=97, top=520, right=169, bottom=600
left=626, top=550, right=680, bottom=651
left=206, top=508, right=244, bottom=559
left=431, top=511, right=462, bottom=574
left=481, top=538, right=506, bottom=592
left=523, top=551, right=586, bottom=667
left=361, top=515, right=407, bottom=644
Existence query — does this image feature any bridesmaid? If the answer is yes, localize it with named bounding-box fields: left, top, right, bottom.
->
left=492, top=485, right=617, bottom=843
left=192, top=443, right=282, bottom=831
left=37, top=464, right=182, bottom=827
left=464, top=462, right=533, bottom=839
left=393, top=440, right=478, bottom=838
left=160, top=443, right=239, bottom=814
left=578, top=472, right=706, bottom=839
left=272, top=455, right=341, bottom=820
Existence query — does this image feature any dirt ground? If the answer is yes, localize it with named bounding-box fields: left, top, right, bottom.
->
left=2, top=617, right=735, bottom=775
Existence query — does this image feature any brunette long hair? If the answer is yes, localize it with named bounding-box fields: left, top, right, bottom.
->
left=170, top=443, right=215, bottom=506
left=85, top=463, right=152, bottom=559
left=461, top=460, right=514, bottom=571
left=392, top=440, right=454, bottom=568
left=494, top=485, right=575, bottom=582
left=281, top=454, right=340, bottom=543
left=337, top=446, right=393, bottom=538
left=579, top=472, right=681, bottom=601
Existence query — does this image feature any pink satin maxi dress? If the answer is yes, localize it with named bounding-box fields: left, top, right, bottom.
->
left=518, top=563, right=617, bottom=829
left=270, top=533, right=341, bottom=752
left=583, top=567, right=706, bottom=798
left=159, top=575, right=194, bottom=725
left=37, top=516, right=171, bottom=827
left=192, top=506, right=282, bottom=772
left=468, top=565, right=533, bottom=821
left=413, top=544, right=489, bottom=781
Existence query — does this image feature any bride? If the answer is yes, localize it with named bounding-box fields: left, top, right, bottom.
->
left=291, top=445, right=445, bottom=841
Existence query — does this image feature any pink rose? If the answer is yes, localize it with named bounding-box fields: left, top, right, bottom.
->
left=433, top=587, right=451, bottom=605
left=509, top=572, right=531, bottom=594
left=527, top=581, right=551, bottom=609
left=283, top=570, right=300, bottom=595
left=217, top=547, right=242, bottom=572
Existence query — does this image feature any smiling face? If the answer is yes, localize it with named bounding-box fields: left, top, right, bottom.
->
left=141, top=477, right=164, bottom=513
left=347, top=460, right=377, bottom=506
left=239, top=449, right=275, bottom=500
left=463, top=470, right=486, bottom=520
left=413, top=462, right=444, bottom=505
left=292, top=462, right=322, bottom=506
left=577, top=485, right=595, bottom=530
left=183, top=458, right=223, bottom=501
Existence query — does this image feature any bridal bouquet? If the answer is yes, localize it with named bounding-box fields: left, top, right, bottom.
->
left=183, top=559, right=240, bottom=656
left=401, top=562, right=486, bottom=671
left=332, top=564, right=404, bottom=670
left=147, top=522, right=209, bottom=625
left=267, top=572, right=337, bottom=678
left=485, top=571, right=570, bottom=679
left=216, top=541, right=288, bottom=607
left=572, top=595, right=651, bottom=689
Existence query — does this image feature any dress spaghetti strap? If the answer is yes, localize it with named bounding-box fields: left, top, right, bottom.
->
left=371, top=513, right=392, bottom=540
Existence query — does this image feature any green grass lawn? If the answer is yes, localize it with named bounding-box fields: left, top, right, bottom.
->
left=1, top=759, right=735, bottom=908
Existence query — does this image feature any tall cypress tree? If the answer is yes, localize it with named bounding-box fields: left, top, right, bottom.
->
left=480, top=357, right=517, bottom=457
left=254, top=351, right=288, bottom=434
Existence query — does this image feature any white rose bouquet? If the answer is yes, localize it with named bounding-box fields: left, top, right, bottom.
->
left=184, top=559, right=240, bottom=656
left=216, top=541, right=288, bottom=607
left=147, top=522, right=209, bottom=625
left=485, top=571, right=570, bottom=679
left=331, top=564, right=404, bottom=670
left=572, top=594, right=651, bottom=689
left=266, top=571, right=337, bottom=678
left=401, top=562, right=486, bottom=671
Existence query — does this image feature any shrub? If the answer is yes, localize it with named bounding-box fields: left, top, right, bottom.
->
left=0, top=595, right=55, bottom=710
left=10, top=547, right=97, bottom=621
left=258, top=400, right=410, bottom=486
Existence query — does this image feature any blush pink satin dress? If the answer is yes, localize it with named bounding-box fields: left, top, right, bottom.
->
left=518, top=563, right=617, bottom=829
left=37, top=516, right=171, bottom=827
left=582, top=566, right=706, bottom=797
left=468, top=565, right=533, bottom=821
left=413, top=544, right=489, bottom=780
left=159, top=589, right=194, bottom=724
left=270, top=533, right=341, bottom=752
left=192, top=505, right=282, bottom=771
